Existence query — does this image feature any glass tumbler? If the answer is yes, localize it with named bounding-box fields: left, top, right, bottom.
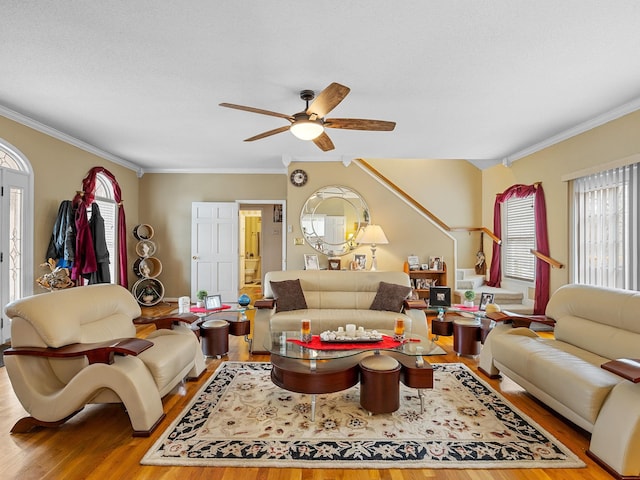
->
left=394, top=317, right=405, bottom=341
left=301, top=318, right=312, bottom=343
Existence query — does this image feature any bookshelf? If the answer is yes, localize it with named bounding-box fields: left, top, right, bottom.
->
left=409, top=262, right=447, bottom=299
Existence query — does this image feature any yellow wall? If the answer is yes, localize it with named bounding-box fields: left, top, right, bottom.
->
left=138, top=173, right=286, bottom=296
left=284, top=161, right=460, bottom=285
left=482, top=109, right=640, bottom=295
left=365, top=158, right=483, bottom=270
left=0, top=116, right=140, bottom=292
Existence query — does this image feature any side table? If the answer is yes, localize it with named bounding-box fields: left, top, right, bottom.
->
left=431, top=318, right=453, bottom=339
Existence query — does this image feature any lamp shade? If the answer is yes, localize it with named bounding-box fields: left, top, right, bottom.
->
left=356, top=224, right=389, bottom=245
left=290, top=119, right=324, bottom=140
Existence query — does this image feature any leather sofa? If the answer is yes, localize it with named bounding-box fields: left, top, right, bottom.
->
left=479, top=283, right=640, bottom=478
left=251, top=270, right=428, bottom=354
left=4, top=283, right=205, bottom=436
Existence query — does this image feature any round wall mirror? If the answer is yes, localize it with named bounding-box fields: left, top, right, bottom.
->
left=300, top=185, right=369, bottom=256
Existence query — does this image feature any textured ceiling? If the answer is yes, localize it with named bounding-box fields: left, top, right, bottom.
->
left=2, top=1, right=640, bottom=174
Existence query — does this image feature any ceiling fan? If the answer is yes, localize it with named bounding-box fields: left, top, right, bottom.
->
left=219, top=82, right=396, bottom=152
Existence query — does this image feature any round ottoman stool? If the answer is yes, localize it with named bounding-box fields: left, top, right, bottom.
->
left=453, top=318, right=481, bottom=356
left=200, top=319, right=229, bottom=358
left=359, top=354, right=401, bottom=414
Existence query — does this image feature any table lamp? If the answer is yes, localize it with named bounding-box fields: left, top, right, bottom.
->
left=356, top=224, right=389, bottom=270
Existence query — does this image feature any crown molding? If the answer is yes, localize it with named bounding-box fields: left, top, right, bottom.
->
left=142, top=167, right=286, bottom=174
left=502, top=96, right=640, bottom=167
left=0, top=105, right=144, bottom=176
left=282, top=154, right=354, bottom=167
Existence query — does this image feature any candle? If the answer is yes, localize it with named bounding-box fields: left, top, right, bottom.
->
left=345, top=324, right=356, bottom=337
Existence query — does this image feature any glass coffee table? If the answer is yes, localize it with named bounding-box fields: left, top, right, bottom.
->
left=265, top=330, right=433, bottom=420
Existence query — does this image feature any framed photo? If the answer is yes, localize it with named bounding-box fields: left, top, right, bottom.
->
left=205, top=294, right=222, bottom=310
left=328, top=258, right=341, bottom=270
left=304, top=254, right=319, bottom=270
left=407, top=255, right=420, bottom=271
left=354, top=253, right=366, bottom=270
left=421, top=263, right=430, bottom=270
left=429, top=256, right=444, bottom=271
left=479, top=292, right=495, bottom=311
left=429, top=286, right=451, bottom=307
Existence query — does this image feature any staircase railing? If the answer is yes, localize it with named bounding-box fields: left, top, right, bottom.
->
left=530, top=249, right=564, bottom=269
left=356, top=159, right=499, bottom=241
left=450, top=226, right=501, bottom=245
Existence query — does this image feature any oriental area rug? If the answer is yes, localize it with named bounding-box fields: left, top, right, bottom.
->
left=141, top=362, right=584, bottom=470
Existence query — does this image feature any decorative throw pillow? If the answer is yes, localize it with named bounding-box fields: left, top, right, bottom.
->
left=270, top=279, right=308, bottom=313
left=370, top=281, right=412, bottom=312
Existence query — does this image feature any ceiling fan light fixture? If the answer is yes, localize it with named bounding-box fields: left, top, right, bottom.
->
left=290, top=117, right=324, bottom=140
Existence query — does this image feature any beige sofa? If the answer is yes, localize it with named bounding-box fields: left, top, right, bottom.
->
left=4, top=284, right=205, bottom=436
left=479, top=283, right=640, bottom=478
left=251, top=270, right=428, bottom=354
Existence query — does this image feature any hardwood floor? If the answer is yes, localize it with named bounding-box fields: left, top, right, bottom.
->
left=0, top=307, right=613, bottom=480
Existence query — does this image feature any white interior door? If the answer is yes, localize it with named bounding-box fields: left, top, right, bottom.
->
left=191, top=202, right=238, bottom=303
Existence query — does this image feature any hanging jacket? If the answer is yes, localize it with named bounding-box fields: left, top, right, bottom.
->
left=45, top=200, right=76, bottom=267
left=85, top=203, right=111, bottom=284
left=72, top=199, right=97, bottom=281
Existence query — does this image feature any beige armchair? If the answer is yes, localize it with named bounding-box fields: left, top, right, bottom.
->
left=3, top=284, right=205, bottom=436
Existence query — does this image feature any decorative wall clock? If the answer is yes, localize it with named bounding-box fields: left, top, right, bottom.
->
left=290, top=169, right=308, bottom=187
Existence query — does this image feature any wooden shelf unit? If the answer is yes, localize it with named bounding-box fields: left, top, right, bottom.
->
left=409, top=263, right=447, bottom=299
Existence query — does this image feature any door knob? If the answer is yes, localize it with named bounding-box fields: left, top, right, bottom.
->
left=192, top=255, right=199, bottom=260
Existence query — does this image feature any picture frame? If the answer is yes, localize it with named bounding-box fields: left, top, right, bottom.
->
left=328, top=258, right=341, bottom=270
left=407, top=255, right=420, bottom=271
left=354, top=253, right=366, bottom=270
left=304, top=253, right=319, bottom=270
left=429, top=286, right=451, bottom=307
left=429, top=256, right=444, bottom=271
left=479, top=292, right=495, bottom=311
left=205, top=294, right=222, bottom=310
left=421, top=263, right=430, bottom=270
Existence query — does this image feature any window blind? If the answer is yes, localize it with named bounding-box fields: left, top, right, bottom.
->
left=573, top=163, right=639, bottom=290
left=503, top=196, right=535, bottom=282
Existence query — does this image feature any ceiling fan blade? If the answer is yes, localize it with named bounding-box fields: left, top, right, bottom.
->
left=324, top=118, right=396, bottom=131
left=244, top=125, right=291, bottom=142
left=219, top=103, right=293, bottom=121
left=307, top=83, right=350, bottom=118
left=312, top=132, right=335, bottom=151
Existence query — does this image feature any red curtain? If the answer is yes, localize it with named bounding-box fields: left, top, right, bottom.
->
left=487, top=183, right=550, bottom=314
left=72, top=167, right=128, bottom=289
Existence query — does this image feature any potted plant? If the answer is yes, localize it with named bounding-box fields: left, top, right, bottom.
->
left=463, top=290, right=475, bottom=308
left=196, top=289, right=208, bottom=308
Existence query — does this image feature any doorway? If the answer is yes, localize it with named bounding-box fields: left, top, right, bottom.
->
left=239, top=209, right=262, bottom=287
left=1, top=140, right=34, bottom=344
left=238, top=202, right=285, bottom=296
